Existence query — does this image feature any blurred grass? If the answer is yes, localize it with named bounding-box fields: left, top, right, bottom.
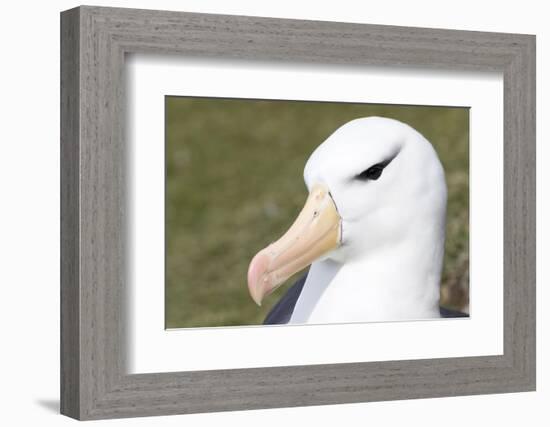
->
left=165, top=97, right=469, bottom=328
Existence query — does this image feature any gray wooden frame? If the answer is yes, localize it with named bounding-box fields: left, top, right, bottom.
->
left=60, top=5, right=536, bottom=420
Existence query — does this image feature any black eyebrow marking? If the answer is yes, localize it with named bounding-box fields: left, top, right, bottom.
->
left=354, top=151, right=398, bottom=182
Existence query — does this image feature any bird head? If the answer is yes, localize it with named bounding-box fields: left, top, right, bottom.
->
left=247, top=117, right=447, bottom=306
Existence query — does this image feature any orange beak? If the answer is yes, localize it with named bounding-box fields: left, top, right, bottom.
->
left=247, top=183, right=342, bottom=305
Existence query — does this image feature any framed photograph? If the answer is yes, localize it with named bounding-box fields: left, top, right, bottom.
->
left=60, top=5, right=535, bottom=420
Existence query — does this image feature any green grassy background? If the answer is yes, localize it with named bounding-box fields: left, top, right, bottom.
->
left=166, top=97, right=469, bottom=329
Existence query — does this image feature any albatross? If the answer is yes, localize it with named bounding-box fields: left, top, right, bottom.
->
left=247, top=116, right=467, bottom=325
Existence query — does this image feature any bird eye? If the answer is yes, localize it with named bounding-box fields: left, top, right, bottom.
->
left=356, top=163, right=385, bottom=181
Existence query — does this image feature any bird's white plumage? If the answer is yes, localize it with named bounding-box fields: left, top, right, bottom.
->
left=289, top=117, right=447, bottom=324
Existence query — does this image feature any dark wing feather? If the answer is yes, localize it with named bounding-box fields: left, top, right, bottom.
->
left=263, top=273, right=307, bottom=325
left=439, top=306, right=469, bottom=318
left=263, top=271, right=469, bottom=324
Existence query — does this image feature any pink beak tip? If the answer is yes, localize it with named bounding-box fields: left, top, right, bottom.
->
left=247, top=251, right=270, bottom=306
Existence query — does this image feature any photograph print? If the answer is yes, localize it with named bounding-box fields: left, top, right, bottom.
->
left=165, top=97, right=469, bottom=329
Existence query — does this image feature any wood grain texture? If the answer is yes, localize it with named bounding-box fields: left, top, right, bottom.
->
left=60, top=5, right=536, bottom=420
left=60, top=7, right=80, bottom=419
